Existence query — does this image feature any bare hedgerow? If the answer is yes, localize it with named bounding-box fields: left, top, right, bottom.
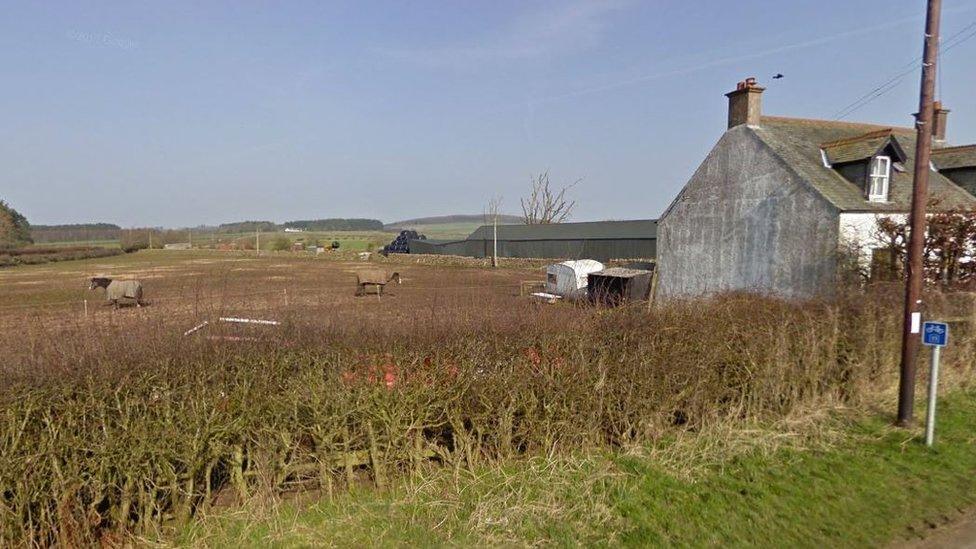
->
left=0, top=289, right=974, bottom=545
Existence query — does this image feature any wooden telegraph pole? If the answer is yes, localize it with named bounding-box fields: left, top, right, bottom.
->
left=897, top=0, right=941, bottom=427
left=492, top=213, right=498, bottom=268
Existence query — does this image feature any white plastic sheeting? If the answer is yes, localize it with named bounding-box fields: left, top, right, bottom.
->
left=545, top=259, right=604, bottom=299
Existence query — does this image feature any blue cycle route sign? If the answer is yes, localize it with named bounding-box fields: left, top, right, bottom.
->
left=922, top=321, right=949, bottom=347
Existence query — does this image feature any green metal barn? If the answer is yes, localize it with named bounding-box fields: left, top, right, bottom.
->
left=407, top=219, right=656, bottom=262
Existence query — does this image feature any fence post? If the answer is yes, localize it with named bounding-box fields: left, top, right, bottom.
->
left=284, top=288, right=289, bottom=307
left=925, top=344, right=942, bottom=446
left=84, top=299, right=88, bottom=318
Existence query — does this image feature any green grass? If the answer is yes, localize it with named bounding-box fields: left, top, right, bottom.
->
left=174, top=390, right=976, bottom=547
left=389, top=221, right=485, bottom=240
left=212, top=230, right=395, bottom=251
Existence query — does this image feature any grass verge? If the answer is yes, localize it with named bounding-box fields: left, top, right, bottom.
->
left=174, top=390, right=976, bottom=547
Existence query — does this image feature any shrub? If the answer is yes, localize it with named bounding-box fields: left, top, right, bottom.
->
left=875, top=205, right=976, bottom=288
left=0, top=246, right=123, bottom=267
left=270, top=236, right=291, bottom=252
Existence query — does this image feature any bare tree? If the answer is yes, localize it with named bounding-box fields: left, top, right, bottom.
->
left=520, top=171, right=579, bottom=224
left=872, top=202, right=976, bottom=287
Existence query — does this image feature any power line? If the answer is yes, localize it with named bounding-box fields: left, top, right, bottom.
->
left=833, top=21, right=976, bottom=120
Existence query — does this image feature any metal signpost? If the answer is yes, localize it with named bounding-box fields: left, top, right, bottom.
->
left=922, top=321, right=948, bottom=446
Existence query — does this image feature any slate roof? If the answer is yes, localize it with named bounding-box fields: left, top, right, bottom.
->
left=466, top=219, right=657, bottom=241
left=820, top=129, right=906, bottom=165
left=932, top=144, right=976, bottom=170
left=752, top=116, right=976, bottom=212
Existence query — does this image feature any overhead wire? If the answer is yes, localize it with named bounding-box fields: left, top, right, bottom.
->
left=833, top=21, right=976, bottom=120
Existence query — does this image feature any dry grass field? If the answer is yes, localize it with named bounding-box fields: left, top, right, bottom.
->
left=0, top=249, right=548, bottom=332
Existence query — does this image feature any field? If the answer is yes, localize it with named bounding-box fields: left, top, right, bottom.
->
left=211, top=230, right=395, bottom=251
left=386, top=221, right=483, bottom=240
left=0, top=249, right=543, bottom=324
left=2, top=251, right=976, bottom=546
left=28, top=217, right=506, bottom=251
left=34, top=239, right=123, bottom=249
left=385, top=214, right=523, bottom=240
left=29, top=230, right=398, bottom=253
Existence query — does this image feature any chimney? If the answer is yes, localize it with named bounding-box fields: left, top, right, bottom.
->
left=914, top=101, right=950, bottom=143
left=932, top=101, right=950, bottom=143
left=725, top=77, right=764, bottom=129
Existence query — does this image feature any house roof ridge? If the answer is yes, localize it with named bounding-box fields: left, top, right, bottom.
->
left=932, top=143, right=976, bottom=154
left=760, top=115, right=914, bottom=133
left=820, top=129, right=897, bottom=149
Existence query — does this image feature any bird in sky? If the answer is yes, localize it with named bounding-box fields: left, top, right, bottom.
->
left=772, top=73, right=784, bottom=79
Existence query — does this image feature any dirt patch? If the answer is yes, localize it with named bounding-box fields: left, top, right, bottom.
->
left=897, top=508, right=976, bottom=548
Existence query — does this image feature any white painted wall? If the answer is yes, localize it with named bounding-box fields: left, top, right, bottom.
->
left=838, top=212, right=906, bottom=247
left=838, top=212, right=907, bottom=264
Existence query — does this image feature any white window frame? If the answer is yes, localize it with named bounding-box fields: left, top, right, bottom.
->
left=868, top=155, right=891, bottom=202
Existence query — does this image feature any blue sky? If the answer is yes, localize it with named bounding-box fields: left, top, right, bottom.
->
left=2, top=0, right=975, bottom=227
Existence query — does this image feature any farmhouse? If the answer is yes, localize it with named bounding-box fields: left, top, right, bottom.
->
left=658, top=78, right=976, bottom=299
left=408, top=219, right=657, bottom=262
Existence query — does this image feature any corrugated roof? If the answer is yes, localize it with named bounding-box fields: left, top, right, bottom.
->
left=466, top=219, right=657, bottom=241
left=752, top=116, right=976, bottom=212
left=932, top=144, right=976, bottom=170
left=591, top=267, right=652, bottom=278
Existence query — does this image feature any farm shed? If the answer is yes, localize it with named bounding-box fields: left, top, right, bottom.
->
left=407, top=219, right=656, bottom=262
left=546, top=260, right=604, bottom=299
left=406, top=239, right=453, bottom=255
left=588, top=267, right=654, bottom=305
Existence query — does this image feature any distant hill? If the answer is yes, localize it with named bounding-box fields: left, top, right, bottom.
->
left=217, top=221, right=279, bottom=233
left=385, top=214, right=522, bottom=230
left=31, top=223, right=121, bottom=243
left=216, top=219, right=385, bottom=234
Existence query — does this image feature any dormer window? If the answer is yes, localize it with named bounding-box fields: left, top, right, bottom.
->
left=868, top=155, right=891, bottom=201
left=821, top=130, right=906, bottom=202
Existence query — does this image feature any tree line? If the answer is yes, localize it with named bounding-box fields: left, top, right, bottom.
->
left=30, top=223, right=122, bottom=244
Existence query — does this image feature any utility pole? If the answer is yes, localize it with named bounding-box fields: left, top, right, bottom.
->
left=148, top=228, right=153, bottom=249
left=256, top=229, right=260, bottom=255
left=188, top=229, right=192, bottom=248
left=487, top=195, right=502, bottom=268
left=492, top=214, right=498, bottom=268
left=897, top=0, right=941, bottom=427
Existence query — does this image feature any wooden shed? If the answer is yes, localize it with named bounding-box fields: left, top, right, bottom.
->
left=587, top=267, right=654, bottom=305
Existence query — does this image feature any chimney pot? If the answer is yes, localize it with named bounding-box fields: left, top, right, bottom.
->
left=726, top=77, right=765, bottom=129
